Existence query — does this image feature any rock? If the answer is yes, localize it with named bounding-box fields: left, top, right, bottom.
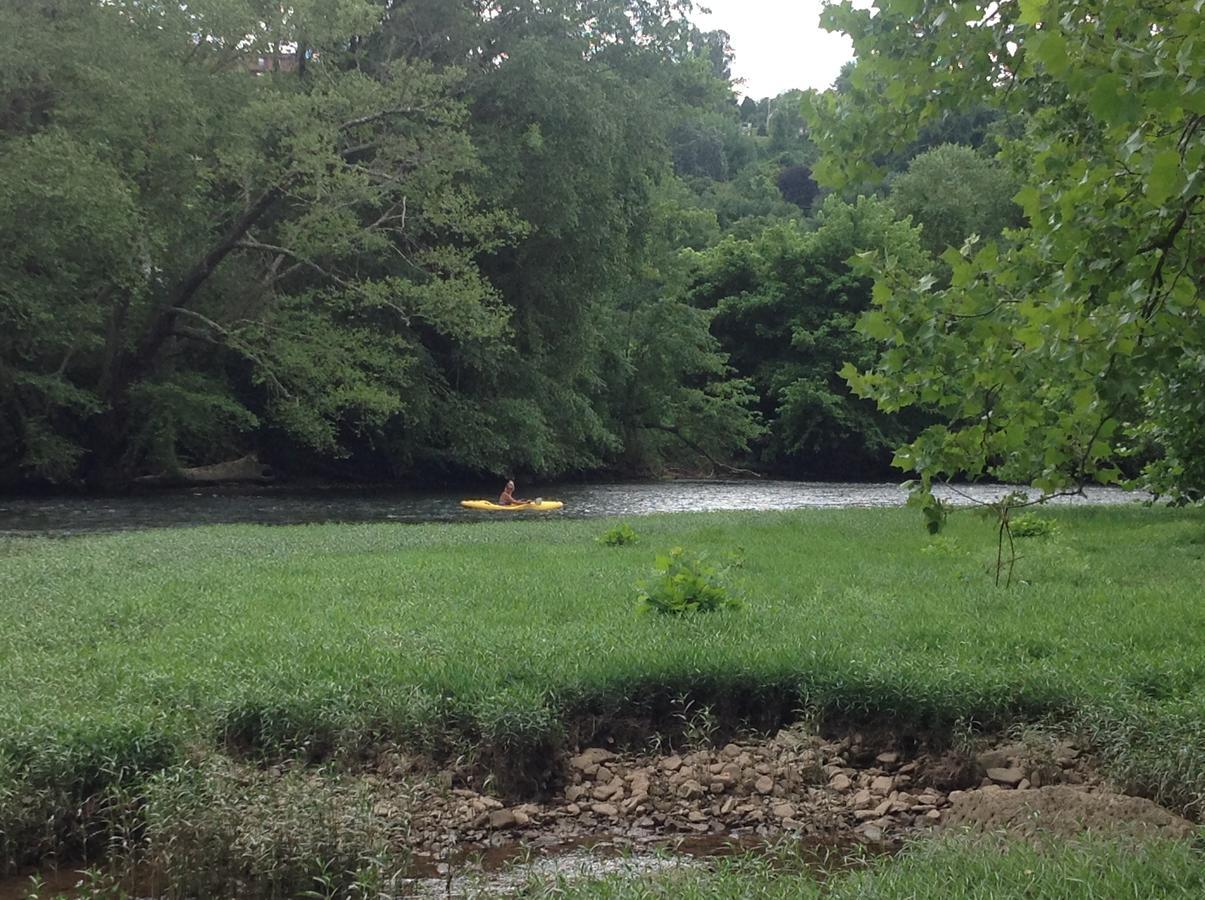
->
left=851, top=788, right=872, bottom=809
left=595, top=766, right=614, bottom=783
left=677, top=779, right=705, bottom=800
left=661, top=755, right=683, bottom=772
left=876, top=752, right=899, bottom=766
left=722, top=743, right=743, bottom=759
left=857, top=824, right=883, bottom=842
left=488, top=810, right=517, bottom=830
left=565, top=785, right=589, bottom=803
left=755, top=775, right=775, bottom=795
left=512, top=810, right=532, bottom=826
left=925, top=809, right=942, bottom=821
left=772, top=802, right=795, bottom=819
left=687, top=810, right=707, bottom=823
left=590, top=802, right=619, bottom=818
left=709, top=781, right=728, bottom=795
left=871, top=776, right=894, bottom=795
left=570, top=748, right=615, bottom=774
left=566, top=803, right=581, bottom=815
left=592, top=782, right=621, bottom=801
left=873, top=799, right=893, bottom=817
left=986, top=767, right=1025, bottom=787
left=830, top=773, right=853, bottom=791
left=854, top=809, right=880, bottom=820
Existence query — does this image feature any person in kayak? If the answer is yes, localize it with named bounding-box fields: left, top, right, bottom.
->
left=498, top=480, right=529, bottom=506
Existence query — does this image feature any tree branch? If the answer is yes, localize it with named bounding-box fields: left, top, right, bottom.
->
left=644, top=423, right=761, bottom=478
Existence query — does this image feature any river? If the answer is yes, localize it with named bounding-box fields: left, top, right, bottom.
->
left=0, top=480, right=1142, bottom=536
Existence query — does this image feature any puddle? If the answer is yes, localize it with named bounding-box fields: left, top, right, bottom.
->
left=1, top=835, right=884, bottom=899
left=405, top=833, right=887, bottom=898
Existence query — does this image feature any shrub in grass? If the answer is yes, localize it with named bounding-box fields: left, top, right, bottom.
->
left=637, top=547, right=742, bottom=616
left=598, top=523, right=639, bottom=546
left=1010, top=514, right=1059, bottom=538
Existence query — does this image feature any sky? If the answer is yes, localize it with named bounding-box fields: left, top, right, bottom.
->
left=693, top=0, right=854, bottom=99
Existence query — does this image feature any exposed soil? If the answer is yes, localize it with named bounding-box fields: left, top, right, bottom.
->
left=4, top=726, right=1195, bottom=899
left=945, top=785, right=1197, bottom=839
left=378, top=726, right=1192, bottom=865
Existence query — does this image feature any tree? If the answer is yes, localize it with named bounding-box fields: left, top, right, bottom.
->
left=810, top=0, right=1204, bottom=501
left=689, top=196, right=930, bottom=477
left=0, top=0, right=515, bottom=485
left=888, top=143, right=1021, bottom=257
left=777, top=164, right=820, bottom=211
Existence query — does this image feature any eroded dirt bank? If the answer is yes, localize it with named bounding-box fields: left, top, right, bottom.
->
left=4, top=725, right=1195, bottom=899
left=393, top=726, right=1193, bottom=866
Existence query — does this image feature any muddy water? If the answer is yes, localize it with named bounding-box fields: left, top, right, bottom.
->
left=0, top=480, right=1141, bottom=535
left=404, top=833, right=888, bottom=898
left=1, top=834, right=884, bottom=899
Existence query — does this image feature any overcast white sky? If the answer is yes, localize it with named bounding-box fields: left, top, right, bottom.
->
left=694, top=0, right=853, bottom=99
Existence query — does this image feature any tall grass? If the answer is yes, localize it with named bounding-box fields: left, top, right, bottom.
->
left=1, top=507, right=1203, bottom=871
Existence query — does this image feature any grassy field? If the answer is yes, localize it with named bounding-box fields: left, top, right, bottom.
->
left=1, top=506, right=1203, bottom=878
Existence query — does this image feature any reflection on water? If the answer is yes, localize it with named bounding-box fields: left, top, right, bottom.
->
left=0, top=480, right=1142, bottom=536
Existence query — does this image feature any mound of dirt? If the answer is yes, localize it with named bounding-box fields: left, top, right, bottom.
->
left=943, top=785, right=1195, bottom=839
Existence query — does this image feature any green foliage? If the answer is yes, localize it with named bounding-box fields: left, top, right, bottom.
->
left=0, top=0, right=521, bottom=486
left=688, top=196, right=930, bottom=476
left=0, top=0, right=769, bottom=487
left=636, top=547, right=742, bottom=616
left=888, top=143, right=1022, bottom=257
left=1010, top=514, right=1060, bottom=538
left=810, top=0, right=1205, bottom=502
left=598, top=523, right=640, bottom=546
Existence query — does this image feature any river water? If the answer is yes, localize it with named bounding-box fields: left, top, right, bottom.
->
left=0, top=480, right=1142, bottom=536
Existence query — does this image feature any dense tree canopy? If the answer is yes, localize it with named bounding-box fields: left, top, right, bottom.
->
left=0, top=0, right=767, bottom=487
left=688, top=197, right=928, bottom=477
left=811, top=0, right=1204, bottom=501
left=9, top=0, right=1192, bottom=494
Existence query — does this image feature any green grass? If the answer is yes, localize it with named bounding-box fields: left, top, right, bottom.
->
left=1, top=507, right=1203, bottom=872
left=513, top=834, right=1205, bottom=899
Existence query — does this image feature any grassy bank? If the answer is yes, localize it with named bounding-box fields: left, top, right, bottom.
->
left=2, top=507, right=1203, bottom=871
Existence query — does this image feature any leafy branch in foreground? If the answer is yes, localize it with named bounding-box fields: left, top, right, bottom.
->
left=811, top=0, right=1204, bottom=504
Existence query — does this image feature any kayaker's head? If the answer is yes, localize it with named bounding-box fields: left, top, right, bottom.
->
left=505, top=479, right=515, bottom=492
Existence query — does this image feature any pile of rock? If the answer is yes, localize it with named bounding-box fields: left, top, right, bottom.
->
left=399, top=728, right=1041, bottom=854
left=368, top=727, right=1201, bottom=865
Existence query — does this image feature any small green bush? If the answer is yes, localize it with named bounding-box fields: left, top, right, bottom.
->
left=598, top=523, right=639, bottom=546
left=1010, top=514, right=1059, bottom=538
left=637, top=547, right=742, bottom=616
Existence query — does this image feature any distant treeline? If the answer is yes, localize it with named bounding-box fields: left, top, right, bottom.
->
left=0, top=0, right=1021, bottom=489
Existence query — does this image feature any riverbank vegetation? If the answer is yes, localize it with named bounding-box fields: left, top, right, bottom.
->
left=2, top=507, right=1202, bottom=878
left=517, top=834, right=1205, bottom=898
left=4, top=1, right=1198, bottom=500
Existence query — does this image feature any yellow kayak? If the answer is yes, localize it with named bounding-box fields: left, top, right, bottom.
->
left=460, top=499, right=563, bottom=512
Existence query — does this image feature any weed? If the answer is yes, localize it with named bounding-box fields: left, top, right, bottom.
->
left=1010, top=514, right=1060, bottom=538
left=597, top=523, right=639, bottom=546
left=636, top=547, right=742, bottom=616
